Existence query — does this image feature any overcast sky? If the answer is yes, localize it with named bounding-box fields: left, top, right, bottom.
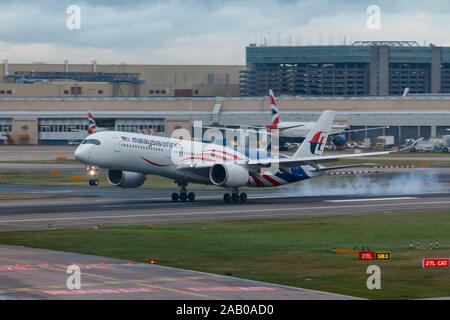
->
left=0, top=0, right=449, bottom=65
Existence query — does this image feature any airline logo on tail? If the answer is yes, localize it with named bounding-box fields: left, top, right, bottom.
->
left=309, top=131, right=328, bottom=155
left=87, top=112, right=97, bottom=134
left=268, top=90, right=280, bottom=131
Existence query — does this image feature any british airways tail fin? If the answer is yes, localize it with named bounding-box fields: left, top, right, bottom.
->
left=268, top=90, right=280, bottom=131
left=87, top=111, right=97, bottom=134
left=293, top=110, right=336, bottom=158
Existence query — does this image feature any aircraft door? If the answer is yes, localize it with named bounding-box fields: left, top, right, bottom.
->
left=113, top=137, right=121, bottom=152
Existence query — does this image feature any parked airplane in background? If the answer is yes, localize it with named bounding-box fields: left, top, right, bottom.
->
left=74, top=109, right=415, bottom=203
left=266, top=90, right=350, bottom=147
left=198, top=90, right=385, bottom=148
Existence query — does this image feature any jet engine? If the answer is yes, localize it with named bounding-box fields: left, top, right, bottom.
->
left=209, top=163, right=249, bottom=187
left=107, top=170, right=146, bottom=188
left=331, top=135, right=347, bottom=147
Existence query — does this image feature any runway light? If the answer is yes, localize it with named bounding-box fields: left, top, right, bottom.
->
left=150, top=260, right=158, bottom=264
left=128, top=262, right=132, bottom=265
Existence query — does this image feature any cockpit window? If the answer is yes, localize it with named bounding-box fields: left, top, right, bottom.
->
left=82, top=139, right=101, bottom=145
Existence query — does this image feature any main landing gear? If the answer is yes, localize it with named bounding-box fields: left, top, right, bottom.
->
left=171, top=181, right=196, bottom=202
left=223, top=187, right=247, bottom=203
left=86, top=165, right=99, bottom=187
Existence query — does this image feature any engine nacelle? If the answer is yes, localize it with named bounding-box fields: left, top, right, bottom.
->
left=209, top=163, right=249, bottom=187
left=107, top=170, right=146, bottom=188
left=331, top=135, right=347, bottom=147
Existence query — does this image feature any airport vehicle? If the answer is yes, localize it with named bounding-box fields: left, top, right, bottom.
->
left=375, top=136, right=395, bottom=150
left=67, top=139, right=81, bottom=146
left=407, top=137, right=449, bottom=153
left=74, top=110, right=415, bottom=203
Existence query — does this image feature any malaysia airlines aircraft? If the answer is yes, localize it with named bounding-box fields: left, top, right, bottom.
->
left=74, top=110, right=414, bottom=202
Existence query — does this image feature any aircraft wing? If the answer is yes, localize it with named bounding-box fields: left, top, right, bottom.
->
left=311, top=163, right=377, bottom=172
left=329, top=126, right=386, bottom=136
left=247, top=141, right=418, bottom=169
left=247, top=150, right=391, bottom=168
left=194, top=125, right=276, bottom=136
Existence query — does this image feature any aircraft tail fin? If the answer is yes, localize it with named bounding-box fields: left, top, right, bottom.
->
left=293, top=110, right=336, bottom=158
left=402, top=87, right=410, bottom=97
left=268, top=90, right=280, bottom=131
left=87, top=111, right=97, bottom=134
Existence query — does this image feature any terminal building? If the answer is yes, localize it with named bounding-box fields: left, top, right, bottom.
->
left=240, top=41, right=450, bottom=97
left=0, top=95, right=448, bottom=146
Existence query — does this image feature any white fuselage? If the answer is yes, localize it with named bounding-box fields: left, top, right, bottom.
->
left=277, top=122, right=348, bottom=138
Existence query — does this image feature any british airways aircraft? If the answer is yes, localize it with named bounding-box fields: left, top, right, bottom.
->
left=74, top=110, right=412, bottom=203
left=199, top=90, right=385, bottom=148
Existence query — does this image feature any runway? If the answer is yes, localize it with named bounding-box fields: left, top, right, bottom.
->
left=0, top=245, right=358, bottom=300
left=0, top=189, right=448, bottom=231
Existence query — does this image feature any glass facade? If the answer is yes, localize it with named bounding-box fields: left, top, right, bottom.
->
left=241, top=45, right=446, bottom=96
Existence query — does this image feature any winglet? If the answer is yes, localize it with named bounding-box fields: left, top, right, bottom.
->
left=398, top=138, right=423, bottom=152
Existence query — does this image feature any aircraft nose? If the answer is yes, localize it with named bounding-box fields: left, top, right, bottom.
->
left=74, top=146, right=90, bottom=163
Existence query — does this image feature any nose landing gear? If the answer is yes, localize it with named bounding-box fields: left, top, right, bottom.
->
left=86, top=165, right=99, bottom=187
left=172, top=181, right=196, bottom=202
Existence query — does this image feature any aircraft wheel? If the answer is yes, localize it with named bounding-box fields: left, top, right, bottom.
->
left=223, top=193, right=231, bottom=202
left=231, top=193, right=239, bottom=203
left=93, top=179, right=99, bottom=186
left=171, top=193, right=179, bottom=202
left=179, top=192, right=187, bottom=202
left=240, top=193, right=247, bottom=202
left=89, top=179, right=93, bottom=186
left=443, top=147, right=449, bottom=153
left=188, top=192, right=195, bottom=202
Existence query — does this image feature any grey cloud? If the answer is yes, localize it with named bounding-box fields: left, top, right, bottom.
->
left=0, top=0, right=449, bottom=64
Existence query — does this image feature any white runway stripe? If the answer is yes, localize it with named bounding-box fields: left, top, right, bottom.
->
left=325, top=197, right=418, bottom=203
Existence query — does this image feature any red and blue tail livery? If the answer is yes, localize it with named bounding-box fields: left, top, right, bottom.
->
left=309, top=131, right=328, bottom=155
left=87, top=112, right=97, bottom=134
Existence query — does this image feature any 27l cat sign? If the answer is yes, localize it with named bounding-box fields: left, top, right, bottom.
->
left=422, top=258, right=449, bottom=268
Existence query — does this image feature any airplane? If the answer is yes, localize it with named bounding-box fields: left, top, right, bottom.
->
left=74, top=109, right=416, bottom=203
left=198, top=90, right=385, bottom=148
